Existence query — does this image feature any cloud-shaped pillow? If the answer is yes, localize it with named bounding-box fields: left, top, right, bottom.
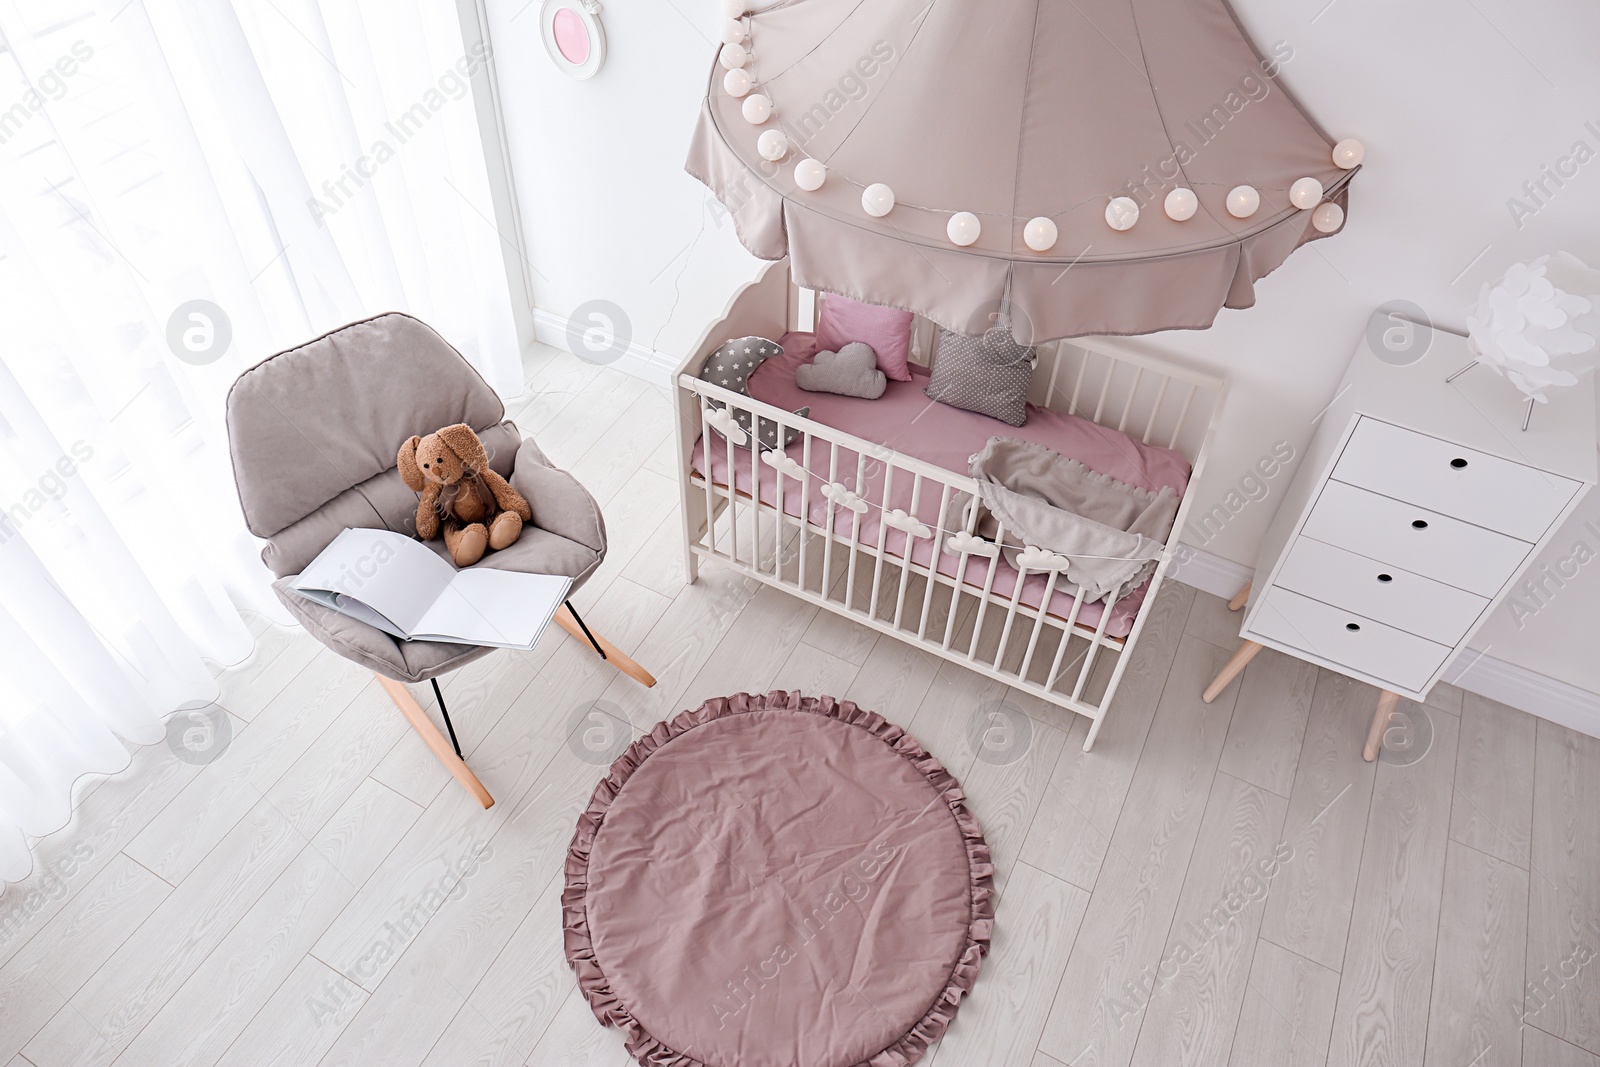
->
left=795, top=342, right=887, bottom=399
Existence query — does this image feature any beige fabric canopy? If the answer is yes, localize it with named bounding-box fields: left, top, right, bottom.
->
left=687, top=0, right=1356, bottom=343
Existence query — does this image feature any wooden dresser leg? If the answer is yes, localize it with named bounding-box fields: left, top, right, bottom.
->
left=1228, top=579, right=1253, bottom=612
left=1363, top=690, right=1403, bottom=763
left=1203, top=640, right=1263, bottom=703
left=375, top=674, right=494, bottom=809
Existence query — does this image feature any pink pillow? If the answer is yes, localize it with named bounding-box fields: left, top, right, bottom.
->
left=814, top=293, right=914, bottom=382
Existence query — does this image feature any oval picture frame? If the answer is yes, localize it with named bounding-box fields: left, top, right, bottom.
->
left=541, top=0, right=606, bottom=81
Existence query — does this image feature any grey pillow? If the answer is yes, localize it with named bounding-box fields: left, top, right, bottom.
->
left=795, top=342, right=887, bottom=399
left=698, top=335, right=809, bottom=449
left=924, top=327, right=1037, bottom=427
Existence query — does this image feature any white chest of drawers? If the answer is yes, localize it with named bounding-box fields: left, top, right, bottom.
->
left=1205, top=313, right=1596, bottom=759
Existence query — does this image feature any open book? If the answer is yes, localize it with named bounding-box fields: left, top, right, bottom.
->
left=287, top=529, right=571, bottom=650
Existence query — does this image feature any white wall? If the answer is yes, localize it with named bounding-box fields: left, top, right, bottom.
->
left=487, top=0, right=1600, bottom=695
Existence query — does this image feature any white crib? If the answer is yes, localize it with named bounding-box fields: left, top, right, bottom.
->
left=673, top=259, right=1227, bottom=750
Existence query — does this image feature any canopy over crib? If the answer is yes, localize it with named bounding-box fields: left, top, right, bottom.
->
left=687, top=0, right=1357, bottom=343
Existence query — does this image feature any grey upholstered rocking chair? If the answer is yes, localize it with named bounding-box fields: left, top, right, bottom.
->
left=225, top=312, right=654, bottom=809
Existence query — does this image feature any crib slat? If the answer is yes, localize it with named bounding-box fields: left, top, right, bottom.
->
left=869, top=463, right=895, bottom=620
left=1068, top=349, right=1090, bottom=416
left=992, top=559, right=1031, bottom=670
left=771, top=424, right=785, bottom=581
left=725, top=402, right=740, bottom=564
left=1092, top=356, right=1115, bottom=423
left=1045, top=348, right=1063, bottom=407
left=799, top=432, right=813, bottom=591
left=699, top=396, right=719, bottom=559
left=1116, top=367, right=1144, bottom=433
left=844, top=450, right=868, bottom=609
left=821, top=443, right=840, bottom=598
left=757, top=414, right=769, bottom=575
left=893, top=474, right=926, bottom=630
left=965, top=520, right=1006, bottom=662
left=918, top=483, right=952, bottom=640
left=1018, top=570, right=1060, bottom=681
left=1070, top=597, right=1118, bottom=704
left=1045, top=578, right=1090, bottom=692
left=1142, top=376, right=1170, bottom=445
left=1167, top=382, right=1198, bottom=451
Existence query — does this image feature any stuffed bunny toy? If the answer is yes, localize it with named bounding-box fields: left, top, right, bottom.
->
left=397, top=423, right=532, bottom=567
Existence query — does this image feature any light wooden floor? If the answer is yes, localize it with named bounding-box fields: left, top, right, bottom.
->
left=2, top=345, right=1598, bottom=1067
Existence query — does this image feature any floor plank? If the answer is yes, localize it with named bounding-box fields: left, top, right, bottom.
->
left=1525, top=720, right=1600, bottom=1057
left=1258, top=672, right=1380, bottom=972
left=1325, top=704, right=1459, bottom=1067
left=927, top=861, right=1089, bottom=1067
left=1218, top=647, right=1319, bottom=799
left=1423, top=841, right=1528, bottom=1067
left=1451, top=693, right=1536, bottom=869
left=1227, top=938, right=1340, bottom=1067
left=1019, top=580, right=1193, bottom=893
left=1128, top=772, right=1289, bottom=1067
left=1035, top=636, right=1239, bottom=1067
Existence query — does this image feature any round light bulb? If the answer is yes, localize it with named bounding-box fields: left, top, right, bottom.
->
left=1105, top=196, right=1140, bottom=231
left=1289, top=177, right=1323, bottom=210
left=794, top=157, right=826, bottom=191
left=861, top=183, right=895, bottom=217
left=741, top=93, right=772, bottom=124
left=757, top=129, right=788, bottom=161
left=720, top=0, right=745, bottom=16
left=1023, top=216, right=1057, bottom=252
left=1226, top=184, right=1260, bottom=218
left=947, top=211, right=981, bottom=247
left=719, top=18, right=745, bottom=44
left=1332, top=138, right=1364, bottom=169
left=1164, top=187, right=1197, bottom=221
left=723, top=68, right=753, bottom=97
left=719, top=42, right=747, bottom=69
left=1311, top=202, right=1345, bottom=233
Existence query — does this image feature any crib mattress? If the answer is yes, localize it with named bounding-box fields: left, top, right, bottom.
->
left=689, top=332, right=1193, bottom=638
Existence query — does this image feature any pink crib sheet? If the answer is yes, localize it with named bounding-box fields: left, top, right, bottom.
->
left=689, top=333, right=1192, bottom=638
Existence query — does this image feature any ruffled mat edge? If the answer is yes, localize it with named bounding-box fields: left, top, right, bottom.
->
left=562, top=690, right=996, bottom=1067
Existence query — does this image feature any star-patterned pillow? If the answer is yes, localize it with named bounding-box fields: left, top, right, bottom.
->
left=697, top=336, right=809, bottom=449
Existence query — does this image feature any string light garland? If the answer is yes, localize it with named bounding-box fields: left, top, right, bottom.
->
left=721, top=10, right=1360, bottom=245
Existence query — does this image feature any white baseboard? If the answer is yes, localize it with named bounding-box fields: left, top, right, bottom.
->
left=532, top=308, right=678, bottom=387
left=1170, top=542, right=1600, bottom=738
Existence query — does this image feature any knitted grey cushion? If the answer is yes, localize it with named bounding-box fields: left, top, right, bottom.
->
left=698, top=335, right=809, bottom=449
left=924, top=327, right=1037, bottom=426
left=795, top=342, right=887, bottom=399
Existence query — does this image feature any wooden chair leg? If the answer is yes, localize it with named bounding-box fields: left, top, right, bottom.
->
left=1228, top=579, right=1253, bottom=612
left=1363, top=690, right=1403, bottom=763
left=374, top=674, right=494, bottom=809
left=554, top=604, right=657, bottom=688
left=1203, top=640, right=1263, bottom=703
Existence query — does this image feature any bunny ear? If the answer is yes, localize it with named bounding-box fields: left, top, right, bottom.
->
left=396, top=435, right=425, bottom=491
left=436, top=423, right=490, bottom=473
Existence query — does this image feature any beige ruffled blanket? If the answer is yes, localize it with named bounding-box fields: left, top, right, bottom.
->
left=948, top=436, right=1179, bottom=602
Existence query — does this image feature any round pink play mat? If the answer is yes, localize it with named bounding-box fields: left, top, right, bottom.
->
left=563, top=691, right=994, bottom=1067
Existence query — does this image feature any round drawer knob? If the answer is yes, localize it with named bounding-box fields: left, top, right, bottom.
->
left=1345, top=622, right=1361, bottom=631
left=1377, top=573, right=1393, bottom=583
left=1412, top=519, right=1429, bottom=529
left=1450, top=458, right=1468, bottom=469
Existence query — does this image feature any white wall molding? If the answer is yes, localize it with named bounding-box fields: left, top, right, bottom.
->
left=532, top=308, right=679, bottom=387
left=1170, top=542, right=1600, bottom=738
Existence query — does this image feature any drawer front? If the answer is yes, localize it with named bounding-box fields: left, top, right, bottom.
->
left=1275, top=536, right=1489, bottom=645
left=1302, top=481, right=1532, bottom=598
left=1249, top=588, right=1452, bottom=693
left=1332, top=417, right=1578, bottom=542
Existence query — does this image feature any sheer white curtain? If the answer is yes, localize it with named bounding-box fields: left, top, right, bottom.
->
left=0, top=0, right=521, bottom=886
